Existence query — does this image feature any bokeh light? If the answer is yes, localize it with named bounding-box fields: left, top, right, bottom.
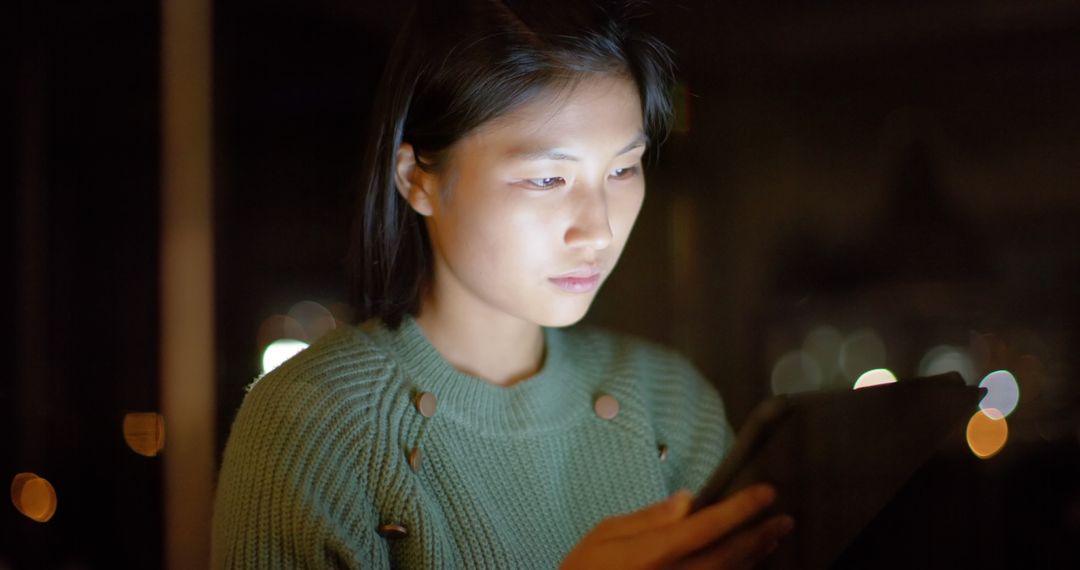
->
left=839, top=328, right=887, bottom=380
left=256, top=314, right=305, bottom=350
left=287, top=300, right=336, bottom=341
left=11, top=473, right=57, bottom=523
left=802, top=326, right=842, bottom=385
left=262, top=339, right=309, bottom=375
left=918, top=345, right=977, bottom=385
left=123, top=412, right=166, bottom=457
left=257, top=301, right=339, bottom=374
left=966, top=408, right=1008, bottom=459
left=327, top=302, right=352, bottom=327
left=771, top=350, right=822, bottom=395
left=853, top=368, right=897, bottom=390
left=979, top=370, right=1020, bottom=419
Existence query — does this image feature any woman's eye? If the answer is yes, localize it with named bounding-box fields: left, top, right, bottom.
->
left=525, top=177, right=565, bottom=189
left=610, top=166, right=640, bottom=180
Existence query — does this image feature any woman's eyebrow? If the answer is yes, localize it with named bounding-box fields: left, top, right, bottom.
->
left=508, top=133, right=648, bottom=162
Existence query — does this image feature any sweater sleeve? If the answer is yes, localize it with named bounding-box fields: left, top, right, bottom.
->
left=654, top=352, right=736, bottom=495
left=210, top=359, right=390, bottom=569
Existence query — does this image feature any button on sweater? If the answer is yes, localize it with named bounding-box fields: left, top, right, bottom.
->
left=211, top=315, right=734, bottom=568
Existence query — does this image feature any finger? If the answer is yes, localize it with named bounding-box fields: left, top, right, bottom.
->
left=592, top=489, right=693, bottom=540
left=681, top=514, right=795, bottom=570
left=644, top=484, right=777, bottom=562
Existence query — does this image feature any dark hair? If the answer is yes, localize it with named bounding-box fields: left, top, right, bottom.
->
left=346, top=0, right=675, bottom=329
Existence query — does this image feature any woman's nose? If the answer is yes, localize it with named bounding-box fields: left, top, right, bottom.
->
left=563, top=185, right=613, bottom=250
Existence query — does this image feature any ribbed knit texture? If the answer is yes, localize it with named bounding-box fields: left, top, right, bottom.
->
left=211, top=315, right=735, bottom=568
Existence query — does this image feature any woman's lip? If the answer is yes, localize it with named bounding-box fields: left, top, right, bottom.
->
left=549, top=274, right=601, bottom=293
left=552, top=266, right=601, bottom=278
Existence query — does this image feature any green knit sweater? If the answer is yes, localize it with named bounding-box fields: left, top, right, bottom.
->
left=211, top=315, right=734, bottom=568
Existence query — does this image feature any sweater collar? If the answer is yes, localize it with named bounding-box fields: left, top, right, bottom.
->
left=364, top=314, right=594, bottom=435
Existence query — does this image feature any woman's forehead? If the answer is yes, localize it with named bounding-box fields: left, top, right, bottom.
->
left=461, top=75, right=645, bottom=158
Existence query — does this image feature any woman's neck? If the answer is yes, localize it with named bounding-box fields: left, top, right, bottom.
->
left=414, top=291, right=545, bottom=387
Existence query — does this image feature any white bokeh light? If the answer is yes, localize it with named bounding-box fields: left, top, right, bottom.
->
left=803, top=326, right=842, bottom=386
left=979, top=370, right=1020, bottom=419
left=839, top=328, right=887, bottom=380
left=853, top=368, right=898, bottom=390
left=771, top=350, right=823, bottom=395
left=919, top=345, right=977, bottom=385
left=262, top=339, right=309, bottom=375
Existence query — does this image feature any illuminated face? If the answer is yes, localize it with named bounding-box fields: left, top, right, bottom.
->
left=406, top=74, right=647, bottom=327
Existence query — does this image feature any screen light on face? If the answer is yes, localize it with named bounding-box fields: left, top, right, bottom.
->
left=262, top=339, right=309, bottom=375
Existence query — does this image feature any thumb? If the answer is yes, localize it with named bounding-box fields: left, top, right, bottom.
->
left=601, top=490, right=693, bottom=539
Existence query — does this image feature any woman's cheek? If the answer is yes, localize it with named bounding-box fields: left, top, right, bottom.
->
left=466, top=204, right=533, bottom=271
left=611, top=187, right=645, bottom=240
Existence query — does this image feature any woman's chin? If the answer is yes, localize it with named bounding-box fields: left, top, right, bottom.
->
left=532, top=299, right=594, bottom=328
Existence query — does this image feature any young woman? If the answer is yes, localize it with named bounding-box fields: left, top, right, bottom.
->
left=211, top=0, right=794, bottom=567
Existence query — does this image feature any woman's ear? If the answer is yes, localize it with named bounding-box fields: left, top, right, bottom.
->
left=394, top=143, right=435, bottom=216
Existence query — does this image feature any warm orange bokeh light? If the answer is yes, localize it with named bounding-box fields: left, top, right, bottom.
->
left=123, top=412, right=166, bottom=457
left=11, top=472, right=57, bottom=522
left=966, top=408, right=1008, bottom=459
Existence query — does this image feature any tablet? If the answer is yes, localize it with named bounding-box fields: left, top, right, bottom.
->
left=691, top=372, right=983, bottom=569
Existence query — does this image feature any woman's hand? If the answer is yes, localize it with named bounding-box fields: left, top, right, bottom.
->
left=560, top=484, right=794, bottom=570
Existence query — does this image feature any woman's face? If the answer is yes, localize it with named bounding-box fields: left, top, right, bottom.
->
left=410, top=74, right=647, bottom=328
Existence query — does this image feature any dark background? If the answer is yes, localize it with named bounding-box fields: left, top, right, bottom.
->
left=10, top=0, right=1080, bottom=567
